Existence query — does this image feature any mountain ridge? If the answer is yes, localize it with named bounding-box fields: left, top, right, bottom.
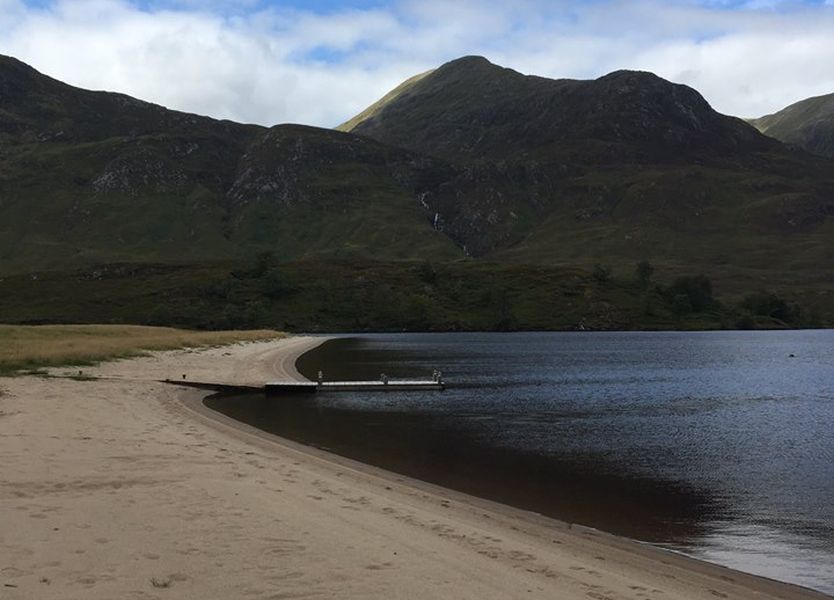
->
left=341, top=55, right=776, bottom=165
left=1, top=53, right=833, bottom=309
left=749, top=92, right=834, bottom=158
left=338, top=56, right=834, bottom=268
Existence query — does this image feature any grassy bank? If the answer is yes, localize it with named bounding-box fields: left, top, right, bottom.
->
left=0, top=259, right=827, bottom=333
left=0, top=324, right=283, bottom=375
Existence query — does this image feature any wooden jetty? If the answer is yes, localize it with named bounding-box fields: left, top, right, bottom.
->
left=265, top=379, right=445, bottom=395
left=163, top=375, right=445, bottom=395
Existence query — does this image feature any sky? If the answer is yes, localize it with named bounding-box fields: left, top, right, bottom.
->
left=1, top=0, right=833, bottom=127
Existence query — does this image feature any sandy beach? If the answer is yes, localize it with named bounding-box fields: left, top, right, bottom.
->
left=0, top=336, right=830, bottom=600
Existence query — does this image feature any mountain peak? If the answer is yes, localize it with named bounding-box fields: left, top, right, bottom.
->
left=342, top=57, right=772, bottom=163
left=595, top=69, right=670, bottom=90
left=438, top=55, right=493, bottom=69
left=0, top=54, right=46, bottom=97
left=0, top=54, right=33, bottom=70
left=598, top=69, right=661, bottom=80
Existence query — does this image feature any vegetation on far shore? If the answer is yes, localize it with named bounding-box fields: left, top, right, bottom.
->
left=0, top=324, right=282, bottom=376
left=0, top=256, right=826, bottom=338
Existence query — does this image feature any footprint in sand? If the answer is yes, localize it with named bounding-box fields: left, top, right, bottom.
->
left=507, top=550, right=536, bottom=562
left=262, top=541, right=307, bottom=557
left=266, top=571, right=305, bottom=582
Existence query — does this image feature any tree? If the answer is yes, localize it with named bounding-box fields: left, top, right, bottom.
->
left=741, top=291, right=792, bottom=322
left=260, top=268, right=289, bottom=299
left=635, top=260, right=654, bottom=287
left=592, top=263, right=612, bottom=284
left=231, top=251, right=277, bottom=279
left=672, top=293, right=693, bottom=316
left=251, top=251, right=276, bottom=278
left=494, top=288, right=516, bottom=331
left=416, top=261, right=438, bottom=284
left=665, top=275, right=715, bottom=313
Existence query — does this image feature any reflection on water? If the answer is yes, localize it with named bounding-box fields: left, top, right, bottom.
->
left=206, top=331, right=834, bottom=595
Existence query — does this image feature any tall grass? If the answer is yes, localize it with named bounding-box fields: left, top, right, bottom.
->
left=0, top=324, right=283, bottom=375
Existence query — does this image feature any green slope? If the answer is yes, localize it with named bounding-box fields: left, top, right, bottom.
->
left=336, top=68, right=434, bottom=133
left=0, top=55, right=464, bottom=273
left=1, top=53, right=834, bottom=330
left=341, top=56, right=834, bottom=286
left=750, top=92, right=834, bottom=158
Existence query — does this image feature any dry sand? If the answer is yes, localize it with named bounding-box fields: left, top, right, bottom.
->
left=0, top=336, right=830, bottom=600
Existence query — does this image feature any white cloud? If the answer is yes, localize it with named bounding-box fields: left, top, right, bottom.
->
left=0, top=0, right=833, bottom=126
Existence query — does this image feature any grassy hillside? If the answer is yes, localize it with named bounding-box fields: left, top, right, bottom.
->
left=0, top=259, right=825, bottom=334
left=341, top=56, right=834, bottom=281
left=750, top=92, right=834, bottom=158
left=0, top=56, right=465, bottom=273
left=2, top=54, right=833, bottom=330
left=337, top=68, right=434, bottom=133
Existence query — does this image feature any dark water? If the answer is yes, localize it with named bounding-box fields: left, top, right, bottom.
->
left=206, top=331, right=834, bottom=595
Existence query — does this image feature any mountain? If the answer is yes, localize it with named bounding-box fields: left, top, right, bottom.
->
left=1, top=54, right=834, bottom=329
left=341, top=56, right=774, bottom=164
left=749, top=92, right=834, bottom=158
left=341, top=56, right=834, bottom=272
left=0, top=55, right=463, bottom=273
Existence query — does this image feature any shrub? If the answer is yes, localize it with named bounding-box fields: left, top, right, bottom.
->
left=592, top=263, right=612, bottom=284
left=635, top=260, right=654, bottom=287
left=740, top=291, right=794, bottom=323
left=665, top=275, right=715, bottom=313
left=260, top=268, right=290, bottom=299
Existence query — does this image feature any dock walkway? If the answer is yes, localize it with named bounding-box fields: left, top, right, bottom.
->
left=164, top=378, right=445, bottom=395
left=265, top=379, right=445, bottom=394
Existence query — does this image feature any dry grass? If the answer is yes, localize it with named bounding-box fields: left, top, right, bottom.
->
left=0, top=324, right=284, bottom=375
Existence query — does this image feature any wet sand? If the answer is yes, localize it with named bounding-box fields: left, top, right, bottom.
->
left=0, top=336, right=830, bottom=599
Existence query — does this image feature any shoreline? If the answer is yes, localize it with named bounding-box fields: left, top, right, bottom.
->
left=1, top=335, right=830, bottom=599
left=196, top=337, right=832, bottom=598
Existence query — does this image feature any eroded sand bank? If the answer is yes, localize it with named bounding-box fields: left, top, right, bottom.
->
left=0, top=336, right=829, bottom=599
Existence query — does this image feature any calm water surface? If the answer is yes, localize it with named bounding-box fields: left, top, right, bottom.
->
left=206, top=331, right=834, bottom=595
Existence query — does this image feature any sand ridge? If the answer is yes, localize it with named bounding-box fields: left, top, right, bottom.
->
left=0, top=336, right=830, bottom=599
